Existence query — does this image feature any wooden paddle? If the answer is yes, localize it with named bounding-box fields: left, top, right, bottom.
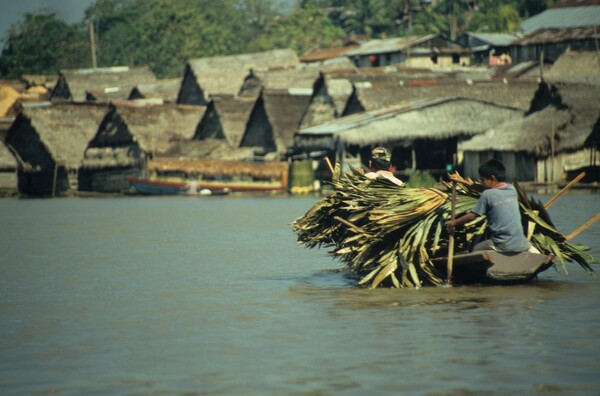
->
left=324, top=156, right=334, bottom=174
left=447, top=181, right=457, bottom=284
left=545, top=171, right=585, bottom=209
left=566, top=212, right=600, bottom=241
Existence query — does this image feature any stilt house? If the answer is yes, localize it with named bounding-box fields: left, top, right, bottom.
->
left=459, top=81, right=600, bottom=183
left=296, top=98, right=523, bottom=179
left=80, top=102, right=206, bottom=192
left=4, top=103, right=108, bottom=196
left=177, top=49, right=300, bottom=106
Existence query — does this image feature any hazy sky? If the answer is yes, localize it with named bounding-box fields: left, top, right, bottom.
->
left=0, top=0, right=96, bottom=41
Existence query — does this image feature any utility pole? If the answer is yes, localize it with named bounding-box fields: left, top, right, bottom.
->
left=88, top=20, right=97, bottom=68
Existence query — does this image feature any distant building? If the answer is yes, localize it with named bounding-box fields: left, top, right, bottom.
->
left=177, top=49, right=300, bottom=106
left=5, top=103, right=107, bottom=196
left=344, top=35, right=471, bottom=69
left=128, top=78, right=182, bottom=103
left=460, top=81, right=600, bottom=183
left=195, top=95, right=257, bottom=148
left=296, top=98, right=523, bottom=180
left=241, top=89, right=312, bottom=155
left=50, top=66, right=158, bottom=102
left=80, top=102, right=206, bottom=192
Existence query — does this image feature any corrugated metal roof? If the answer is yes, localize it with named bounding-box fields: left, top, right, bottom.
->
left=520, top=6, right=600, bottom=33
left=345, top=35, right=437, bottom=56
left=513, top=26, right=600, bottom=45
left=465, top=32, right=518, bottom=46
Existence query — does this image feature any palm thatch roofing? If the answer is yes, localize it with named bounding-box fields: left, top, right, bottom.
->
left=147, top=157, right=288, bottom=179
left=239, top=66, right=320, bottom=96
left=544, top=49, right=600, bottom=86
left=349, top=79, right=539, bottom=112
left=242, top=89, right=312, bottom=153
left=5, top=103, right=108, bottom=169
left=50, top=66, right=158, bottom=102
left=129, top=78, right=182, bottom=102
left=110, top=101, right=206, bottom=155
left=0, top=85, right=20, bottom=117
left=161, top=138, right=258, bottom=161
left=299, top=97, right=524, bottom=145
left=195, top=95, right=257, bottom=147
left=460, top=81, right=600, bottom=156
left=180, top=49, right=300, bottom=104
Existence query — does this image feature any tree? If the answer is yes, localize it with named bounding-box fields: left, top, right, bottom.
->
left=250, top=4, right=345, bottom=53
left=0, top=12, right=89, bottom=78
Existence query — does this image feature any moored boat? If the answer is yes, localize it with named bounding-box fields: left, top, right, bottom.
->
left=127, top=177, right=229, bottom=196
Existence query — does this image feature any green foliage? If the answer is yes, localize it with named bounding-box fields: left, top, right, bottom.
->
left=405, top=169, right=436, bottom=188
left=0, top=0, right=559, bottom=78
left=0, top=12, right=88, bottom=78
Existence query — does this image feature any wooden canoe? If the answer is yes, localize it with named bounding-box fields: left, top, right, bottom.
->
left=431, top=250, right=556, bottom=285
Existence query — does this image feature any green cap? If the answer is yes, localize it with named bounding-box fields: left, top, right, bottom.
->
left=371, top=147, right=391, bottom=162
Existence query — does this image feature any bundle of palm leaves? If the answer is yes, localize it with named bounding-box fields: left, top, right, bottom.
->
left=291, top=166, right=597, bottom=288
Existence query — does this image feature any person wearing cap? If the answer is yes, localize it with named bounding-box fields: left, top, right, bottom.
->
left=364, top=147, right=404, bottom=187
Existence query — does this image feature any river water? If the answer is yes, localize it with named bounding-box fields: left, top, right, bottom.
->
left=1, top=192, right=599, bottom=395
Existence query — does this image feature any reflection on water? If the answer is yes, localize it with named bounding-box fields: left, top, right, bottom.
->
left=0, top=193, right=599, bottom=395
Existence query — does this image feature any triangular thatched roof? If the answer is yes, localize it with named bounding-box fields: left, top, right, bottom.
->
left=241, top=89, right=312, bottom=153
left=239, top=66, right=319, bottom=96
left=5, top=103, right=108, bottom=169
left=545, top=49, right=600, bottom=85
left=194, top=95, right=257, bottom=147
left=178, top=49, right=300, bottom=105
left=50, top=66, right=158, bottom=102
left=90, top=101, right=206, bottom=156
left=129, top=78, right=182, bottom=102
left=460, top=81, right=600, bottom=155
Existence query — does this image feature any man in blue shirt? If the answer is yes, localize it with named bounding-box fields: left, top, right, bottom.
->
left=445, top=159, right=536, bottom=253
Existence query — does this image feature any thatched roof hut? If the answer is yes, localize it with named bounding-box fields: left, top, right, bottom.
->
left=87, top=101, right=206, bottom=159
left=80, top=101, right=206, bottom=192
left=298, top=98, right=523, bottom=175
left=177, top=49, right=300, bottom=106
left=459, top=81, right=600, bottom=182
left=128, top=78, right=182, bottom=103
left=239, top=66, right=319, bottom=97
left=334, top=98, right=523, bottom=145
left=50, top=66, right=158, bottom=102
left=241, top=89, right=312, bottom=154
left=0, top=141, right=17, bottom=195
left=545, top=49, right=600, bottom=86
left=4, top=103, right=108, bottom=195
left=345, top=79, right=539, bottom=114
left=194, top=95, right=257, bottom=147
left=461, top=81, right=600, bottom=155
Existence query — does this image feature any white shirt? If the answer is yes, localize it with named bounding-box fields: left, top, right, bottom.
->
left=365, top=170, right=404, bottom=187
